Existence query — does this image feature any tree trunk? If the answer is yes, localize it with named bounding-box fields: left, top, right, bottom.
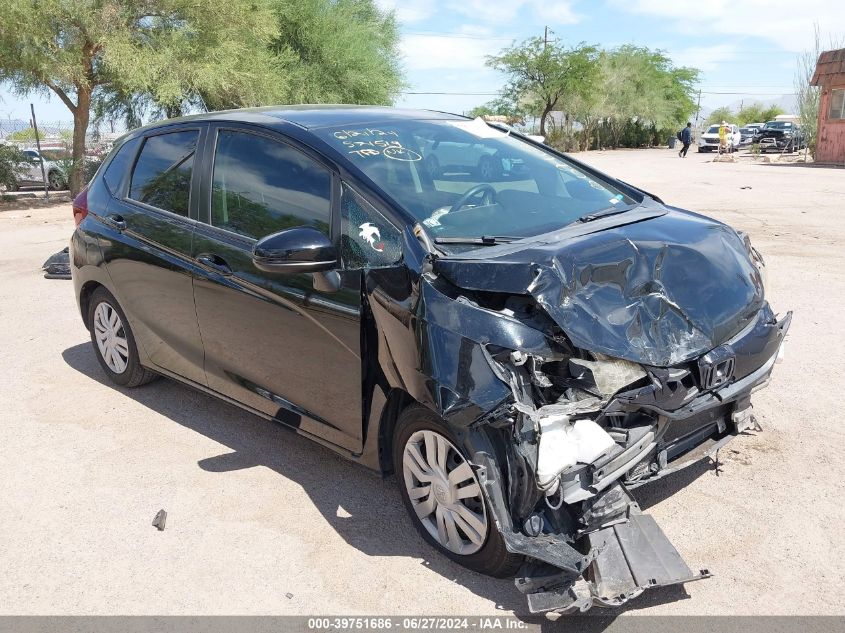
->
left=70, top=86, right=91, bottom=196
left=539, top=99, right=556, bottom=137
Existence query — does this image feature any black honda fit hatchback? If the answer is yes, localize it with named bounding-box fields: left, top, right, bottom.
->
left=71, top=106, right=790, bottom=615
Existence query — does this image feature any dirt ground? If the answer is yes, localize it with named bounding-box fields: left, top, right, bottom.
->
left=0, top=148, right=843, bottom=619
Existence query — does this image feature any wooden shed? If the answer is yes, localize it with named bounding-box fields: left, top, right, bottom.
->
left=810, top=48, right=845, bottom=164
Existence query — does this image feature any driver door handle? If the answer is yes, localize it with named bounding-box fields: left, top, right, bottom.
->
left=197, top=253, right=233, bottom=276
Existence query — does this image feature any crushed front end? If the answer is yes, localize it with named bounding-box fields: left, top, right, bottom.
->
left=468, top=304, right=789, bottom=615
left=417, top=208, right=791, bottom=615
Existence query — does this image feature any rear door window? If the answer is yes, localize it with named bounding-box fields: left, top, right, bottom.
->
left=210, top=130, right=332, bottom=239
left=129, top=130, right=198, bottom=216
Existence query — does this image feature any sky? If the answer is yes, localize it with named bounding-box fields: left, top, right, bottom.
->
left=1, top=0, right=844, bottom=127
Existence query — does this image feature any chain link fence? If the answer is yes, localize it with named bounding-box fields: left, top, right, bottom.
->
left=0, top=119, right=122, bottom=158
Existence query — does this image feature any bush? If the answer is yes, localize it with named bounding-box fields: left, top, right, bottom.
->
left=544, top=126, right=580, bottom=153
left=0, top=144, right=28, bottom=188
left=6, top=128, right=44, bottom=142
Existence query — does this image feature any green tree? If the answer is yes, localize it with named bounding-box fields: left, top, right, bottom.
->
left=0, top=144, right=27, bottom=190
left=598, top=46, right=698, bottom=148
left=760, top=105, right=785, bottom=122
left=270, top=0, right=403, bottom=105
left=6, top=128, right=45, bottom=142
left=706, top=106, right=734, bottom=125
left=487, top=37, right=600, bottom=137
left=467, top=97, right=523, bottom=122
left=0, top=0, right=280, bottom=194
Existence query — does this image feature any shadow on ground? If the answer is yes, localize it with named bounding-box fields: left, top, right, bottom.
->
left=62, top=342, right=706, bottom=628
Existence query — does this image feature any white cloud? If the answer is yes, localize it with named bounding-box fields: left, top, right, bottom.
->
left=446, top=0, right=580, bottom=25
left=374, top=0, right=437, bottom=23
left=400, top=33, right=502, bottom=71
left=670, top=43, right=739, bottom=73
left=544, top=1, right=580, bottom=25
left=615, top=0, right=845, bottom=53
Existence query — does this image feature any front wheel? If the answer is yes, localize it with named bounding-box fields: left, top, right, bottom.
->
left=393, top=405, right=523, bottom=577
left=87, top=287, right=158, bottom=387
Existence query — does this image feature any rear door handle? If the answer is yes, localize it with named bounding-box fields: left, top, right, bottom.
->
left=103, top=213, right=127, bottom=231
left=197, top=253, right=233, bottom=276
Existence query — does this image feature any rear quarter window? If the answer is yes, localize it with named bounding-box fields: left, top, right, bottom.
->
left=101, top=138, right=140, bottom=196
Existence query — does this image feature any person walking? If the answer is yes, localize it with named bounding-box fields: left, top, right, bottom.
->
left=679, top=122, right=693, bottom=157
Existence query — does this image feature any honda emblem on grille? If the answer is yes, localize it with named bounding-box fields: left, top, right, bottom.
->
left=698, top=345, right=736, bottom=390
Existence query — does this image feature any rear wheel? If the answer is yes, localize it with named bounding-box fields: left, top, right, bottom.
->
left=48, top=170, right=66, bottom=190
left=87, top=287, right=158, bottom=387
left=393, top=405, right=522, bottom=577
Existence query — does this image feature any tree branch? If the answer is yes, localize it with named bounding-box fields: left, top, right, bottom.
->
left=44, top=80, right=77, bottom=114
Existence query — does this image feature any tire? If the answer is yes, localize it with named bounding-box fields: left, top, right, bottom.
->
left=87, top=287, right=158, bottom=387
left=48, top=170, right=66, bottom=191
left=4, top=179, right=19, bottom=192
left=393, top=405, right=523, bottom=578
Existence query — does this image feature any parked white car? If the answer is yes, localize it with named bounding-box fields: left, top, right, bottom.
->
left=5, top=149, right=68, bottom=191
left=697, top=123, right=742, bottom=152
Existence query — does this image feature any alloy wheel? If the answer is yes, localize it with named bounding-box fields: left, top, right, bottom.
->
left=402, top=429, right=488, bottom=555
left=93, top=301, right=129, bottom=374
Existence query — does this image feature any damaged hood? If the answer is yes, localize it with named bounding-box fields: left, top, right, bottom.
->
left=433, top=207, right=765, bottom=366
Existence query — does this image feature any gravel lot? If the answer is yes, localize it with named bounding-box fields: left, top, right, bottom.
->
left=1, top=148, right=843, bottom=619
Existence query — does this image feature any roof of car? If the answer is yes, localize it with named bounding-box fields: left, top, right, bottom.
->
left=132, top=105, right=468, bottom=135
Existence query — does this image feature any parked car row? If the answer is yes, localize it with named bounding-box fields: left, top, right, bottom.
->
left=696, top=120, right=807, bottom=154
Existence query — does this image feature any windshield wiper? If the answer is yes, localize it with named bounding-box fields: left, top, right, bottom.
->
left=433, top=235, right=519, bottom=246
left=577, top=204, right=635, bottom=223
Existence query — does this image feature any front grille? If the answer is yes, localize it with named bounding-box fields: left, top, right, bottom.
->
left=661, top=404, right=731, bottom=445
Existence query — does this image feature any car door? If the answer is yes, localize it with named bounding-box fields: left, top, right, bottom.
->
left=101, top=125, right=208, bottom=386
left=23, top=150, right=42, bottom=184
left=191, top=124, right=363, bottom=452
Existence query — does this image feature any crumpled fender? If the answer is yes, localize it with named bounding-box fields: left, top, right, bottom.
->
left=364, top=267, right=554, bottom=427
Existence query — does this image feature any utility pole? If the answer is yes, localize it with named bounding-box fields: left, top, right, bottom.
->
left=544, top=25, right=548, bottom=48
left=694, top=89, right=702, bottom=128
left=30, top=104, right=49, bottom=201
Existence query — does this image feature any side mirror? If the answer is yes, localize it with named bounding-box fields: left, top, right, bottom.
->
left=252, top=226, right=337, bottom=273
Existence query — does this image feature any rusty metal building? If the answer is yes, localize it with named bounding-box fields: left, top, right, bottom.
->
left=810, top=48, right=845, bottom=165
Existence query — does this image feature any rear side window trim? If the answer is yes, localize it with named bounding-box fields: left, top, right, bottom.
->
left=123, top=125, right=204, bottom=221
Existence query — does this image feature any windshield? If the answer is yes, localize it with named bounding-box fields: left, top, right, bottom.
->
left=706, top=125, right=720, bottom=134
left=316, top=118, right=636, bottom=244
left=763, top=121, right=793, bottom=130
